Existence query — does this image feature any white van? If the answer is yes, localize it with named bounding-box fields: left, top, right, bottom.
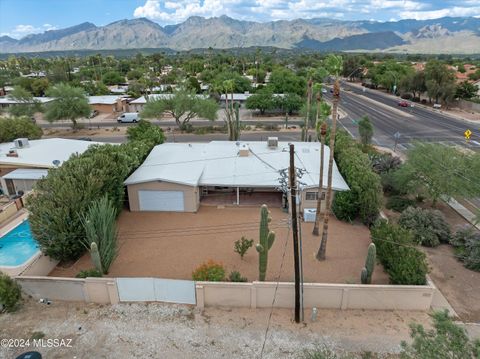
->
left=117, top=112, right=139, bottom=123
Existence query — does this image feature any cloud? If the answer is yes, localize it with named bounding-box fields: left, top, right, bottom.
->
left=132, top=0, right=480, bottom=23
left=400, top=6, right=480, bottom=19
left=1, top=23, right=58, bottom=39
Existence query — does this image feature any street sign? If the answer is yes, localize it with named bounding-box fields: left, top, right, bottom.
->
left=393, top=132, right=401, bottom=152
left=464, top=129, right=472, bottom=140
left=394, top=131, right=401, bottom=139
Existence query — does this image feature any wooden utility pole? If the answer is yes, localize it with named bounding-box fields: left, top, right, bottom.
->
left=289, top=144, right=301, bottom=323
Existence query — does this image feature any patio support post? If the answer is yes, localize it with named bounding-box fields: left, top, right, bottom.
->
left=236, top=187, right=240, bottom=205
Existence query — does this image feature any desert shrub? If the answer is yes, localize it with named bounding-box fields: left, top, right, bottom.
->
left=401, top=310, right=480, bottom=358
left=333, top=131, right=382, bottom=225
left=371, top=220, right=428, bottom=285
left=229, top=271, right=248, bottom=282
left=380, top=170, right=407, bottom=196
left=450, top=226, right=480, bottom=271
left=332, top=191, right=358, bottom=222
left=398, top=207, right=451, bottom=247
left=75, top=269, right=102, bottom=278
left=192, top=260, right=225, bottom=281
left=234, top=237, right=254, bottom=259
left=369, top=153, right=402, bottom=174
left=385, top=196, right=416, bottom=212
left=0, top=116, right=43, bottom=142
left=81, top=196, right=118, bottom=274
left=27, top=141, right=155, bottom=261
left=0, top=273, right=22, bottom=312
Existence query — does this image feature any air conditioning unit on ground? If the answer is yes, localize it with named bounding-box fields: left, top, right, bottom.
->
left=303, top=208, right=316, bottom=222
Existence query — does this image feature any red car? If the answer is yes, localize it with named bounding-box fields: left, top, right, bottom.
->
left=398, top=101, right=409, bottom=107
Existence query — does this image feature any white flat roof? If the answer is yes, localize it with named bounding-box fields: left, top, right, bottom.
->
left=219, top=93, right=285, bottom=101
left=88, top=95, right=122, bottom=105
left=0, top=138, right=104, bottom=168
left=125, top=141, right=349, bottom=192
left=2, top=168, right=48, bottom=180
left=130, top=93, right=208, bottom=105
left=0, top=96, right=55, bottom=105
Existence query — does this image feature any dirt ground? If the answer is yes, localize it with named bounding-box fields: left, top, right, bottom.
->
left=50, top=206, right=389, bottom=285
left=1, top=298, right=434, bottom=359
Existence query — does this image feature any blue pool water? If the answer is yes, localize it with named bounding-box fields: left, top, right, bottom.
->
left=0, top=220, right=39, bottom=267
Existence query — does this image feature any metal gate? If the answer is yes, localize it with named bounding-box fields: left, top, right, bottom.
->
left=116, top=277, right=196, bottom=304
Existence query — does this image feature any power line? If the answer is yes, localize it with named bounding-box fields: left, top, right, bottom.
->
left=259, top=221, right=291, bottom=359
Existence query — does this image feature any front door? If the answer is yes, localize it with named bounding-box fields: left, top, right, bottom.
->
left=5, top=179, right=15, bottom=196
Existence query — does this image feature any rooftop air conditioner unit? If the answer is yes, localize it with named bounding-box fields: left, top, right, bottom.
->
left=304, top=208, right=316, bottom=222
left=239, top=144, right=249, bottom=157
left=14, top=138, right=29, bottom=149
left=267, top=137, right=278, bottom=149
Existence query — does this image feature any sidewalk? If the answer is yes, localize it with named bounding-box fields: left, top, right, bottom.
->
left=446, top=198, right=480, bottom=230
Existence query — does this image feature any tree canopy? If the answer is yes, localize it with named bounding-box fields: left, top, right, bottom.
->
left=45, top=83, right=91, bottom=128
left=141, top=89, right=218, bottom=129
left=126, top=119, right=166, bottom=146
left=0, top=116, right=43, bottom=142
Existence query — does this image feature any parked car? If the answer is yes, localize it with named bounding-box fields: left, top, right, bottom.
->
left=433, top=103, right=442, bottom=109
left=398, top=101, right=409, bottom=107
left=88, top=110, right=99, bottom=118
left=321, top=89, right=327, bottom=94
left=117, top=112, right=139, bottom=123
left=76, top=137, right=92, bottom=141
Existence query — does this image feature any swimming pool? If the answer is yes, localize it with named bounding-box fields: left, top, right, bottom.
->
left=0, top=220, right=40, bottom=267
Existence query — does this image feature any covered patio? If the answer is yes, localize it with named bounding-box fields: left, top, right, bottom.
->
left=200, top=187, right=284, bottom=208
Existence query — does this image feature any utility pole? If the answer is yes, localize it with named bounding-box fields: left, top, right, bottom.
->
left=289, top=144, right=301, bottom=323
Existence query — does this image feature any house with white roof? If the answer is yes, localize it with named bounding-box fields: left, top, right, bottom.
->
left=88, top=95, right=129, bottom=114
left=129, top=93, right=208, bottom=113
left=0, top=138, right=103, bottom=197
left=0, top=96, right=56, bottom=110
left=124, top=139, right=349, bottom=213
left=219, top=93, right=285, bottom=107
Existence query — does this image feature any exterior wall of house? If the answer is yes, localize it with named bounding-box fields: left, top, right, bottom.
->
left=91, top=103, right=116, bottom=113
left=300, top=188, right=333, bottom=212
left=127, top=181, right=199, bottom=212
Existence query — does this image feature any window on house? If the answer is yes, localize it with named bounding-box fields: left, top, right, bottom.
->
left=305, top=191, right=325, bottom=201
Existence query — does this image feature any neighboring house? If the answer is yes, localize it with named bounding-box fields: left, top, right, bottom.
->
left=129, top=93, right=207, bottom=113
left=88, top=95, right=129, bottom=114
left=21, top=71, right=46, bottom=78
left=124, top=140, right=349, bottom=213
left=0, top=138, right=103, bottom=196
left=219, top=93, right=285, bottom=108
left=0, top=96, right=55, bottom=110
left=108, top=85, right=128, bottom=94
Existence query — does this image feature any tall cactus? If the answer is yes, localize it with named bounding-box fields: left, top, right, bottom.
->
left=360, top=243, right=376, bottom=284
left=256, top=204, right=276, bottom=281
left=90, top=242, right=103, bottom=274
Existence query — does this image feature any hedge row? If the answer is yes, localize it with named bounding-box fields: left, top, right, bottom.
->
left=371, top=220, right=428, bottom=285
left=332, top=131, right=382, bottom=225
left=27, top=140, right=155, bottom=262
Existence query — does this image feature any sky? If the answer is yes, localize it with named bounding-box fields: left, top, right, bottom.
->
left=1, top=0, right=480, bottom=39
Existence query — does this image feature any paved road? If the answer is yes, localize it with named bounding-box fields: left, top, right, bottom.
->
left=324, top=82, right=480, bottom=152
left=77, top=131, right=302, bottom=144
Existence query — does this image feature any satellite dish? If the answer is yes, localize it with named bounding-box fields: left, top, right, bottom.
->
left=52, top=160, right=61, bottom=167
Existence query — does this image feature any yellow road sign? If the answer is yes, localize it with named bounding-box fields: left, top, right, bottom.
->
left=464, top=129, right=472, bottom=140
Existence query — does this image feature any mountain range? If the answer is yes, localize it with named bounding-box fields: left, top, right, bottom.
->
left=1, top=15, right=479, bottom=54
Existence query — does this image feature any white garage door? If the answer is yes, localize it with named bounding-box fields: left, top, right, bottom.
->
left=138, top=190, right=185, bottom=211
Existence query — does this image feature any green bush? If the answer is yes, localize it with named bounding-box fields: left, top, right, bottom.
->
left=380, top=170, right=407, bottom=196
left=398, top=207, right=451, bottom=247
left=0, top=116, right=43, bottom=142
left=75, top=269, right=103, bottom=278
left=0, top=273, right=22, bottom=312
left=401, top=310, right=480, bottom=358
left=385, top=196, right=416, bottom=212
left=27, top=141, right=155, bottom=261
left=229, top=271, right=248, bottom=282
left=371, top=220, right=428, bottom=285
left=332, top=191, right=358, bottom=222
left=126, top=119, right=165, bottom=145
left=450, top=226, right=480, bottom=272
left=333, top=131, right=382, bottom=225
left=192, top=260, right=225, bottom=281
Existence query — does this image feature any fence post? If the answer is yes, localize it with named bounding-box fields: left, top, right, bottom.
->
left=250, top=283, right=257, bottom=309
left=196, top=285, right=205, bottom=309
left=341, top=288, right=349, bottom=310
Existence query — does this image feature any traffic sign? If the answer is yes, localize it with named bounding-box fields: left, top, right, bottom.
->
left=465, top=129, right=472, bottom=140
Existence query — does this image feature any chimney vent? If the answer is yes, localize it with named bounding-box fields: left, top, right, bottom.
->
left=14, top=138, right=29, bottom=149
left=239, top=144, right=249, bottom=157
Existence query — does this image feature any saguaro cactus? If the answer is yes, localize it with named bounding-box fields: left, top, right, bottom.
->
left=360, top=243, right=376, bottom=284
left=256, top=204, right=276, bottom=281
left=90, top=242, right=104, bottom=274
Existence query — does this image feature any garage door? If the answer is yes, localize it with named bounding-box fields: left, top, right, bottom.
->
left=138, top=190, right=185, bottom=211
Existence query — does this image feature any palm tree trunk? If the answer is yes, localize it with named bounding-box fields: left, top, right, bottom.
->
left=312, top=129, right=325, bottom=236
left=316, top=80, right=340, bottom=261
left=303, top=79, right=313, bottom=141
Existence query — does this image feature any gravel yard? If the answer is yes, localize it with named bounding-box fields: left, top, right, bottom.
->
left=1, top=299, right=433, bottom=359
left=50, top=206, right=389, bottom=285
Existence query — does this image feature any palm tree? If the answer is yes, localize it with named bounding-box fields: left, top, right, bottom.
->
left=316, top=79, right=340, bottom=260
left=312, top=121, right=327, bottom=236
